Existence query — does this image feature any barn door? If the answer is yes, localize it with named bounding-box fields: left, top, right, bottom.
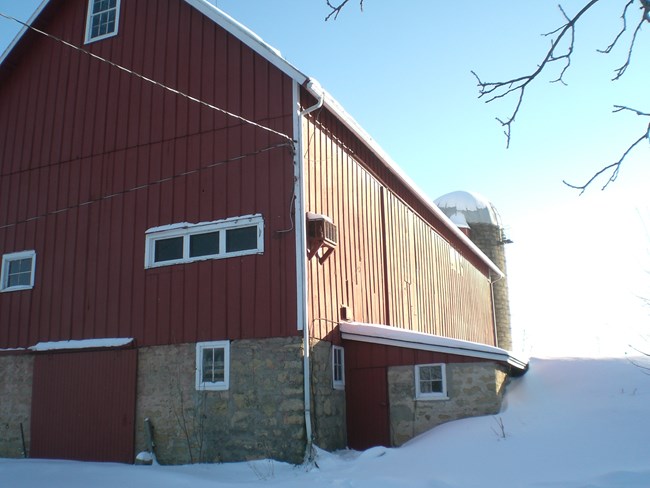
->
left=346, top=367, right=390, bottom=450
left=31, top=349, right=137, bottom=463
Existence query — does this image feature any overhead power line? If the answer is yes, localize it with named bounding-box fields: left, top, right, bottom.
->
left=0, top=142, right=293, bottom=231
left=0, top=10, right=294, bottom=144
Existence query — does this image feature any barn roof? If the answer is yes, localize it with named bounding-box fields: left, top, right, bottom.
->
left=340, top=321, right=528, bottom=372
left=1, top=0, right=503, bottom=277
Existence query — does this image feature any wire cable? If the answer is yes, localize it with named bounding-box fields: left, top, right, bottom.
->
left=0, top=10, right=294, bottom=143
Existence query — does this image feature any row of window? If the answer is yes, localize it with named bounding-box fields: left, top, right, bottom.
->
left=145, top=215, right=264, bottom=268
left=0, top=215, right=263, bottom=292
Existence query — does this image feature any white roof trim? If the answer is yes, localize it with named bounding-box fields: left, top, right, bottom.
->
left=3, top=0, right=501, bottom=277
left=29, top=337, right=134, bottom=352
left=182, top=0, right=308, bottom=85
left=340, top=322, right=528, bottom=371
left=0, top=0, right=50, bottom=66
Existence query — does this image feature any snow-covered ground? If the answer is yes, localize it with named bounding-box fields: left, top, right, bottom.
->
left=2, top=357, right=649, bottom=488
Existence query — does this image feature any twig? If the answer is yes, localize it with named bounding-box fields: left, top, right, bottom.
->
left=563, top=107, right=649, bottom=193
left=325, top=0, right=364, bottom=21
left=473, top=0, right=600, bottom=147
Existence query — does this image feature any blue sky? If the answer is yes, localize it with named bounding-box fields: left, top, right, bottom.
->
left=1, top=0, right=649, bottom=356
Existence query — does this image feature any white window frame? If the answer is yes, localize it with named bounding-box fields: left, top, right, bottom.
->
left=84, top=0, right=121, bottom=44
left=144, top=214, right=264, bottom=269
left=415, top=363, right=448, bottom=400
left=196, top=341, right=230, bottom=391
left=1, top=250, right=36, bottom=293
left=332, top=345, right=345, bottom=390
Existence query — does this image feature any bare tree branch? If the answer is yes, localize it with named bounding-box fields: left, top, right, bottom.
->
left=325, top=0, right=364, bottom=21
left=474, top=0, right=649, bottom=191
left=611, top=9, right=647, bottom=79
left=597, top=0, right=635, bottom=54
left=473, top=1, right=600, bottom=147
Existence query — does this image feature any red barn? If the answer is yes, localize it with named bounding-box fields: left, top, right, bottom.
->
left=0, top=0, right=526, bottom=464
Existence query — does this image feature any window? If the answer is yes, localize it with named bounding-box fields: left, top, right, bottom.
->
left=85, top=0, right=121, bottom=43
left=415, top=364, right=448, bottom=400
left=145, top=214, right=264, bottom=268
left=196, top=341, right=230, bottom=391
left=1, top=251, right=36, bottom=292
left=332, top=345, right=345, bottom=390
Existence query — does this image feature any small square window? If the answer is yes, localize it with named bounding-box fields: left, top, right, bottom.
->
left=415, top=364, right=448, bottom=400
left=1, top=251, right=36, bottom=292
left=196, top=341, right=230, bottom=391
left=332, top=345, right=345, bottom=390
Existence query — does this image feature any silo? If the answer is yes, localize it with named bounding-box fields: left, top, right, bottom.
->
left=434, top=191, right=513, bottom=351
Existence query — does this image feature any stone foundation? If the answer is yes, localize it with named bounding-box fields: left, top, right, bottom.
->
left=135, top=337, right=306, bottom=465
left=388, top=362, right=508, bottom=446
left=309, top=339, right=346, bottom=451
left=0, top=354, right=33, bottom=458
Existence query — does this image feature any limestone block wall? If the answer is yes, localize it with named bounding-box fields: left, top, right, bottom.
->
left=0, top=354, right=33, bottom=458
left=469, top=223, right=512, bottom=350
left=388, top=362, right=508, bottom=446
left=135, top=337, right=306, bottom=465
left=309, top=339, right=346, bottom=451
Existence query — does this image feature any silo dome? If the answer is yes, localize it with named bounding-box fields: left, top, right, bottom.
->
left=434, top=191, right=502, bottom=227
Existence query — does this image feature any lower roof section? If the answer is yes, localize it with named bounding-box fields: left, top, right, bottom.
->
left=339, top=322, right=528, bottom=373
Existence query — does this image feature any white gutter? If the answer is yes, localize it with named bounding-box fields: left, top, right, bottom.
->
left=294, top=79, right=325, bottom=462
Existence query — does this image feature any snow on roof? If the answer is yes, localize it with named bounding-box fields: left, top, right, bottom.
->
left=449, top=212, right=470, bottom=229
left=340, top=321, right=528, bottom=371
left=29, top=338, right=134, bottom=352
left=434, top=191, right=503, bottom=226
left=434, top=191, right=501, bottom=227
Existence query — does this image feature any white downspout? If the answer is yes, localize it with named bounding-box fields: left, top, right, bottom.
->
left=489, top=270, right=504, bottom=349
left=293, top=78, right=324, bottom=462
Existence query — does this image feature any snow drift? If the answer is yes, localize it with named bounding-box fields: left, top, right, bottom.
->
left=1, top=357, right=649, bottom=487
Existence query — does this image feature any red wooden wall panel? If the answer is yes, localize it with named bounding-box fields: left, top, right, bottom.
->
left=0, top=0, right=297, bottom=348
left=304, top=109, right=496, bottom=346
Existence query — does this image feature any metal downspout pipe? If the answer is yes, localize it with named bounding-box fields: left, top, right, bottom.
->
left=295, top=79, right=324, bottom=462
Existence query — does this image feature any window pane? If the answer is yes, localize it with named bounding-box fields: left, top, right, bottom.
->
left=420, top=366, right=432, bottom=381
left=154, top=236, right=183, bottom=262
left=418, top=365, right=443, bottom=395
left=7, top=258, right=32, bottom=287
left=190, top=232, right=219, bottom=258
left=202, top=347, right=224, bottom=383
left=226, top=226, right=258, bottom=253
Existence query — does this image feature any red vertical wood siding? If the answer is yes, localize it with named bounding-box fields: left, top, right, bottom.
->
left=304, top=109, right=496, bottom=346
left=30, top=349, right=137, bottom=463
left=0, top=0, right=298, bottom=348
left=344, top=340, right=484, bottom=370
